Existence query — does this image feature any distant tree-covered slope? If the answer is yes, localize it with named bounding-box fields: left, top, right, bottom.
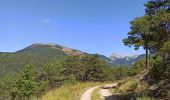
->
left=0, top=43, right=115, bottom=78
left=0, top=43, right=144, bottom=79
left=0, top=43, right=85, bottom=78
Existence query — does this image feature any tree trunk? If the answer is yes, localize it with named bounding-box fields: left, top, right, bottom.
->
left=145, top=48, right=149, bottom=69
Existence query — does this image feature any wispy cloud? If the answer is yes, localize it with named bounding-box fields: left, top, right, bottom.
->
left=41, top=18, right=56, bottom=24
left=41, top=18, right=51, bottom=23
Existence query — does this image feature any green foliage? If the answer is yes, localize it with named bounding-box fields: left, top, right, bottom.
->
left=122, top=15, right=152, bottom=68
left=148, top=10, right=170, bottom=52
left=123, top=0, right=170, bottom=84
left=0, top=44, right=67, bottom=79
left=0, top=76, right=17, bottom=100
left=63, top=54, right=112, bottom=82
left=38, top=59, right=66, bottom=88
left=113, top=67, right=125, bottom=80
left=16, top=65, right=40, bottom=99
left=145, top=0, right=170, bottom=15
left=122, top=15, right=152, bottom=50
left=129, top=81, right=139, bottom=91
left=111, top=60, right=145, bottom=80
left=0, top=54, right=113, bottom=99
left=150, top=41, right=170, bottom=82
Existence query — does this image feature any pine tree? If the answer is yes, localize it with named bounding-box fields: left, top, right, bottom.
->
left=16, top=65, right=39, bottom=99
left=145, top=0, right=170, bottom=15
left=123, top=16, right=152, bottom=68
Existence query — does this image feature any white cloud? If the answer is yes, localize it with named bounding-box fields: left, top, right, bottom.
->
left=41, top=18, right=51, bottom=23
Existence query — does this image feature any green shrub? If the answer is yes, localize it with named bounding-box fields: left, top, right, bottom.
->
left=129, top=81, right=139, bottom=91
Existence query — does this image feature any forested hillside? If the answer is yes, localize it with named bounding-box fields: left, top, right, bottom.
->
left=0, top=44, right=67, bottom=78
left=0, top=44, right=142, bottom=99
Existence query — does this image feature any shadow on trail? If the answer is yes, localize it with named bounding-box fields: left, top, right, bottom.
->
left=104, top=95, right=136, bottom=100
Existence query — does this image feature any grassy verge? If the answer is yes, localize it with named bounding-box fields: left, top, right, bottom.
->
left=91, top=87, right=100, bottom=100
left=33, top=82, right=100, bottom=100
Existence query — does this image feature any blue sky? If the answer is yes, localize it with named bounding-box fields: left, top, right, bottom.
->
left=0, top=0, right=147, bottom=57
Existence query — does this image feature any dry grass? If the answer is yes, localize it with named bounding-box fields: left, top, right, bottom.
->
left=111, top=77, right=150, bottom=96
left=91, top=87, right=100, bottom=100
left=111, top=77, right=154, bottom=100
left=112, top=77, right=139, bottom=94
left=119, top=79, right=139, bottom=94
left=32, top=82, right=100, bottom=100
left=137, top=96, right=155, bottom=100
left=167, top=90, right=170, bottom=98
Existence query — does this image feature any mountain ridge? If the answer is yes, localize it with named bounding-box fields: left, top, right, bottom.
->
left=0, top=43, right=145, bottom=66
left=16, top=43, right=86, bottom=56
left=109, top=53, right=145, bottom=66
left=0, top=43, right=145, bottom=78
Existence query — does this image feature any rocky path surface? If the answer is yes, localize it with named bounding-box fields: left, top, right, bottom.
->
left=99, top=88, right=112, bottom=100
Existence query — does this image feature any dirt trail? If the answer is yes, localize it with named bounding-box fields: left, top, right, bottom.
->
left=80, top=83, right=135, bottom=100
left=80, top=86, right=99, bottom=100
left=80, top=84, right=114, bottom=100
left=99, top=88, right=112, bottom=100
